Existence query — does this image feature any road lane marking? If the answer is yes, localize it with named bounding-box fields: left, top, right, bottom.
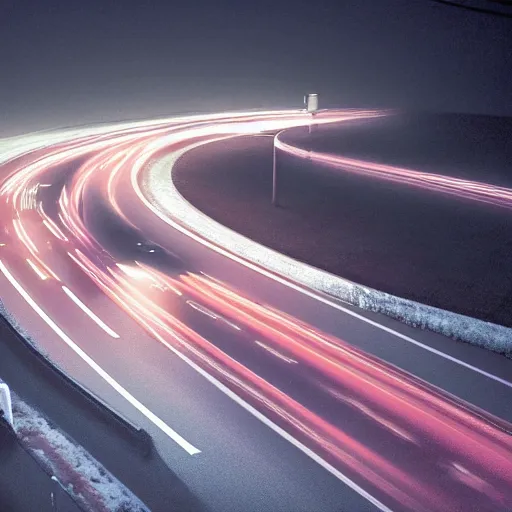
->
left=0, top=260, right=201, bottom=456
left=62, top=286, right=120, bottom=339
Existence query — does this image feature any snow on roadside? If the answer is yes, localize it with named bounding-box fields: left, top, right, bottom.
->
left=11, top=394, right=149, bottom=512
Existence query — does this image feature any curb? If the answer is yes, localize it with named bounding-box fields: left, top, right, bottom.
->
left=0, top=413, right=86, bottom=511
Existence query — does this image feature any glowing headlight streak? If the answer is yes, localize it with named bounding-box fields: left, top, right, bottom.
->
left=134, top=262, right=183, bottom=296
left=59, top=185, right=69, bottom=210
left=108, top=293, right=397, bottom=512
left=43, top=219, right=68, bottom=242
left=115, top=263, right=150, bottom=280
left=21, top=188, right=29, bottom=210
left=13, top=218, right=39, bottom=254
left=2, top=120, right=180, bottom=221
left=93, top=262, right=427, bottom=511
left=57, top=212, right=73, bottom=234
left=131, top=305, right=439, bottom=512
left=182, top=275, right=512, bottom=441
left=106, top=146, right=144, bottom=228
left=327, top=389, right=418, bottom=444
left=67, top=251, right=102, bottom=282
left=174, top=274, right=512, bottom=481
left=186, top=300, right=218, bottom=319
left=255, top=340, right=299, bottom=364
left=26, top=258, right=48, bottom=280
left=60, top=133, right=165, bottom=250
left=275, top=136, right=512, bottom=210
left=58, top=111, right=346, bottom=303
left=11, top=218, right=60, bottom=281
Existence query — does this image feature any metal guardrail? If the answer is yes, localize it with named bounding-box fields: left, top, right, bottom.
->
left=0, top=313, right=152, bottom=455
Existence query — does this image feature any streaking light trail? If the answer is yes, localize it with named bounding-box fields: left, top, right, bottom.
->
left=0, top=109, right=511, bottom=512
left=275, top=135, right=512, bottom=209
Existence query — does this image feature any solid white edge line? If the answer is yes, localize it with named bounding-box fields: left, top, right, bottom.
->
left=62, top=285, right=120, bottom=339
left=0, top=260, right=201, bottom=456
left=145, top=144, right=512, bottom=391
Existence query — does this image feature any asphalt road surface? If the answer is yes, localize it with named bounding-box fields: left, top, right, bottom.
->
left=0, top=110, right=511, bottom=512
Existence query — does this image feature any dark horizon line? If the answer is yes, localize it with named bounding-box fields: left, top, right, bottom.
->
left=430, top=0, right=512, bottom=18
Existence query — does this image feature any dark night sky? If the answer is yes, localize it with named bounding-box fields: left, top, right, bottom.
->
left=1, top=0, right=511, bottom=136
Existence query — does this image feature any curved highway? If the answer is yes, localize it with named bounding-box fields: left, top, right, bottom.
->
left=1, top=110, right=511, bottom=512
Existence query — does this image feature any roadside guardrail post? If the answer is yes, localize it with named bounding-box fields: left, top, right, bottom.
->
left=0, top=381, right=13, bottom=427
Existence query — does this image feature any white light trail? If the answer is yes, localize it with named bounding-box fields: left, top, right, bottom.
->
left=43, top=219, right=68, bottom=242
left=255, top=340, right=298, bottom=364
left=13, top=219, right=39, bottom=254
left=26, top=258, right=48, bottom=280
